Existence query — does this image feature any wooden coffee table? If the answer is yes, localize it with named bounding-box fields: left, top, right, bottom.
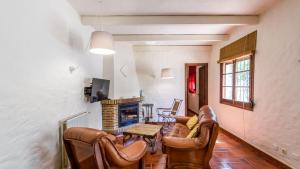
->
left=123, top=123, right=162, bottom=154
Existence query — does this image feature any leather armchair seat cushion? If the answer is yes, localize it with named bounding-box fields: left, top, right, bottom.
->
left=169, top=123, right=191, bottom=137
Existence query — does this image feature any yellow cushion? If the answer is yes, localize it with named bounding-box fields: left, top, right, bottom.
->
left=186, top=115, right=198, bottom=129
left=186, top=125, right=199, bottom=138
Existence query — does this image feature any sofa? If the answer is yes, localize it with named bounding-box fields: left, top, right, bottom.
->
left=162, top=105, right=219, bottom=169
left=63, top=127, right=148, bottom=169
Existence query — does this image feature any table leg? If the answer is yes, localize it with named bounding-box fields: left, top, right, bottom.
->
left=139, top=158, right=143, bottom=169
left=143, top=136, right=157, bottom=154
left=150, top=105, right=153, bottom=118
left=123, top=134, right=132, bottom=145
left=160, top=126, right=164, bottom=137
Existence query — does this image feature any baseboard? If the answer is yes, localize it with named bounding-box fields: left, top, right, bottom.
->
left=220, top=128, right=292, bottom=169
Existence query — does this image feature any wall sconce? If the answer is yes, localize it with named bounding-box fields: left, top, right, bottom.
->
left=69, top=66, right=78, bottom=73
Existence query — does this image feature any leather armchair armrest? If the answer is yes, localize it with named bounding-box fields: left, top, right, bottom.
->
left=102, top=138, right=148, bottom=167
left=175, top=116, right=191, bottom=124
left=119, top=140, right=148, bottom=161
left=163, top=136, right=199, bottom=149
left=106, top=134, right=117, bottom=142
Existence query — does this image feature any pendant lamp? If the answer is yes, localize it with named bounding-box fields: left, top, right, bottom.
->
left=89, top=0, right=115, bottom=55
left=89, top=31, right=115, bottom=55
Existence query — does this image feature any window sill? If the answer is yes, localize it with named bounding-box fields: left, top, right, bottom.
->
left=220, top=100, right=254, bottom=111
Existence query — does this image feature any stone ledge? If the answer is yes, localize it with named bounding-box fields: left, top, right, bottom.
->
left=101, top=97, right=143, bottom=105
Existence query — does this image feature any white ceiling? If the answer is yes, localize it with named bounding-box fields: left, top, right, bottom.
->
left=68, top=0, right=279, bottom=45
left=69, top=0, right=279, bottom=15
left=68, top=0, right=278, bottom=16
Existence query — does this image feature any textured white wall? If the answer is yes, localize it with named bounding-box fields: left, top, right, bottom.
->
left=0, top=0, right=103, bottom=168
left=208, top=0, right=300, bottom=168
left=134, top=46, right=211, bottom=120
left=113, top=42, right=141, bottom=98
left=86, top=56, right=103, bottom=129
left=103, top=55, right=115, bottom=98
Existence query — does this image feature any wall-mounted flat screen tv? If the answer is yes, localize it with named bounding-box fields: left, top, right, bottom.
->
left=90, top=78, right=110, bottom=103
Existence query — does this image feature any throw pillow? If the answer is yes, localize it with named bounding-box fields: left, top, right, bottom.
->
left=186, top=125, right=199, bottom=138
left=186, top=115, right=198, bottom=129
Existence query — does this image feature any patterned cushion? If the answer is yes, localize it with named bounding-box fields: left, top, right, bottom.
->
left=186, top=115, right=198, bottom=129
left=186, top=124, right=199, bottom=138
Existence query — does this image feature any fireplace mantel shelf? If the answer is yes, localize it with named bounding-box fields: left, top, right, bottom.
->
left=101, top=97, right=144, bottom=105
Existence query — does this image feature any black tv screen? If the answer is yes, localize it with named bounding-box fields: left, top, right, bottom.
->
left=91, top=78, right=110, bottom=103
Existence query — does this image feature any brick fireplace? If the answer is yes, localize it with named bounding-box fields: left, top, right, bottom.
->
left=101, top=97, right=143, bottom=131
left=118, top=103, right=139, bottom=128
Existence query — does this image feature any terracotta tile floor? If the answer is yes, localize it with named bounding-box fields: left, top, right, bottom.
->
left=210, top=132, right=280, bottom=169
left=140, top=129, right=282, bottom=169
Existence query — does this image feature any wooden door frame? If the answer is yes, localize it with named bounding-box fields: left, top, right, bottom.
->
left=184, top=63, right=208, bottom=116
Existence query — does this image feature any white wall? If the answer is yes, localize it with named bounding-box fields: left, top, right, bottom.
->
left=0, top=0, right=102, bottom=168
left=208, top=0, right=300, bottom=168
left=103, top=55, right=115, bottom=98
left=114, top=43, right=141, bottom=98
left=86, top=55, right=103, bottom=129
left=134, top=46, right=211, bottom=119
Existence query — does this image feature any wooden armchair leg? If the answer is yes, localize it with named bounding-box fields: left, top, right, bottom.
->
left=139, top=159, right=143, bottom=169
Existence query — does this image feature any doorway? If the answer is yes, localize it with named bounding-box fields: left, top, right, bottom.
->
left=185, top=63, right=208, bottom=116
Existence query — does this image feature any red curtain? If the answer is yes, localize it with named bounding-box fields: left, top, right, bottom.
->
left=188, top=66, right=196, bottom=93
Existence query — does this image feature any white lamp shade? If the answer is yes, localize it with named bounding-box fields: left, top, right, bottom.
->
left=161, top=68, right=174, bottom=79
left=89, top=31, right=115, bottom=55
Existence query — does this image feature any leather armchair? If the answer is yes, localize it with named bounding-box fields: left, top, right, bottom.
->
left=162, top=106, right=219, bottom=169
left=63, top=127, right=148, bottom=169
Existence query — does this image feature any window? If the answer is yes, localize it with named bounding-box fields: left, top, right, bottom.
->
left=218, top=31, right=257, bottom=110
left=220, top=55, right=254, bottom=110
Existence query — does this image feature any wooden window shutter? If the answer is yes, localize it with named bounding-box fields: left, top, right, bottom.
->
left=218, top=31, right=257, bottom=63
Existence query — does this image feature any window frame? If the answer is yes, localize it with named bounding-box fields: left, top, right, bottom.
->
left=220, top=54, right=255, bottom=111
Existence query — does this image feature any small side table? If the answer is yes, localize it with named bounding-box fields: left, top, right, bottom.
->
left=142, top=103, right=154, bottom=122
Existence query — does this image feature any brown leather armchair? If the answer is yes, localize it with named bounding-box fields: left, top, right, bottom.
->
left=162, top=106, right=219, bottom=169
left=63, top=127, right=148, bottom=169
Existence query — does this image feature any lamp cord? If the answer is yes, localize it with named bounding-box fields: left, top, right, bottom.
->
left=97, top=0, right=104, bottom=31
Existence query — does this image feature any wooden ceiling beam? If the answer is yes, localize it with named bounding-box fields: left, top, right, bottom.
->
left=82, top=15, right=258, bottom=26
left=113, top=34, right=229, bottom=42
